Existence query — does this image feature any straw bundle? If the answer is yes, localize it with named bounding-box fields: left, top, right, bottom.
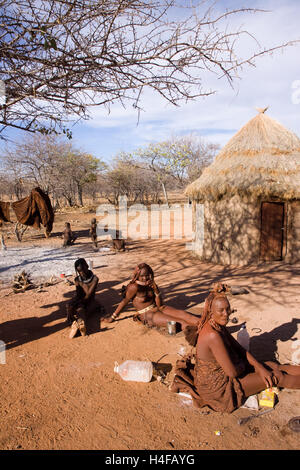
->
left=12, top=270, right=33, bottom=293
left=185, top=111, right=300, bottom=202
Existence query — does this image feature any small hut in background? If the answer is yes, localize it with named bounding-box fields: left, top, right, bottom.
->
left=185, top=109, right=300, bottom=266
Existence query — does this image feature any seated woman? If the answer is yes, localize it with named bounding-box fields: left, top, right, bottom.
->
left=171, top=283, right=300, bottom=413
left=66, top=258, right=100, bottom=338
left=103, top=262, right=199, bottom=330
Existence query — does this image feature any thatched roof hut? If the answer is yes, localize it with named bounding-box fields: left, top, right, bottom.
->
left=186, top=110, right=300, bottom=203
left=186, top=110, right=300, bottom=266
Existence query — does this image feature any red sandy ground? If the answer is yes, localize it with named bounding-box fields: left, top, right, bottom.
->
left=0, top=210, right=300, bottom=450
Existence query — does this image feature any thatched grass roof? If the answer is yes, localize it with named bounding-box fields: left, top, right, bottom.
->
left=185, top=110, right=300, bottom=202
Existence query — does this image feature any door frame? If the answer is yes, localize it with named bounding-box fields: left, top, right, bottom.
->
left=259, top=200, right=287, bottom=261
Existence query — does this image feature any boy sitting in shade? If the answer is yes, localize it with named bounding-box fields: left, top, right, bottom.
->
left=62, top=222, right=77, bottom=247
left=112, top=229, right=126, bottom=252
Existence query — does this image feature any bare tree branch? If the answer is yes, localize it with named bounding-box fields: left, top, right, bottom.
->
left=0, top=0, right=297, bottom=137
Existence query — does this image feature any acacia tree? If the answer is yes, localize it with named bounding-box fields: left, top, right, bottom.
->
left=2, top=134, right=65, bottom=195
left=100, top=152, right=162, bottom=205
left=0, top=0, right=295, bottom=138
left=0, top=134, right=104, bottom=206
left=102, top=154, right=144, bottom=205
left=58, top=151, right=102, bottom=206
left=0, top=161, right=27, bottom=199
left=176, top=135, right=220, bottom=184
left=135, top=135, right=218, bottom=205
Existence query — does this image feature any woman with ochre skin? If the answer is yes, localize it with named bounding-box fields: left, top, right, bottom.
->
left=66, top=258, right=99, bottom=338
left=190, top=287, right=300, bottom=412
left=104, top=263, right=199, bottom=330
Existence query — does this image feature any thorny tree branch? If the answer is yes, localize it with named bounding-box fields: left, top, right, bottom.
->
left=0, top=0, right=297, bottom=137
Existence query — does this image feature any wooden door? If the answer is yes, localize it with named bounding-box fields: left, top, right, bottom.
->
left=260, top=202, right=284, bottom=261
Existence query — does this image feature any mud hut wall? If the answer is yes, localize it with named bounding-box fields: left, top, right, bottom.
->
left=192, top=202, right=205, bottom=255
left=194, top=196, right=261, bottom=266
left=286, top=201, right=300, bottom=263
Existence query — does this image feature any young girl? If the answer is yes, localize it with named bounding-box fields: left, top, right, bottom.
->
left=66, top=258, right=99, bottom=338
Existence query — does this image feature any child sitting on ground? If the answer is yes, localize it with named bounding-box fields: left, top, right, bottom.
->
left=62, top=222, right=77, bottom=247
left=112, top=229, right=126, bottom=252
left=90, top=218, right=98, bottom=250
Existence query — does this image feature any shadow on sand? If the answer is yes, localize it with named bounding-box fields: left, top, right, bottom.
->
left=1, top=279, right=123, bottom=350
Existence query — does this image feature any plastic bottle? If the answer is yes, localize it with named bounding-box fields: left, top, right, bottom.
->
left=167, top=321, right=177, bottom=335
left=114, top=360, right=153, bottom=382
left=237, top=324, right=250, bottom=351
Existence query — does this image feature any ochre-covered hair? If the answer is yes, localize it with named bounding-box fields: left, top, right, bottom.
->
left=121, top=263, right=154, bottom=298
left=129, top=263, right=154, bottom=284
left=184, top=283, right=230, bottom=346
left=197, top=283, right=229, bottom=332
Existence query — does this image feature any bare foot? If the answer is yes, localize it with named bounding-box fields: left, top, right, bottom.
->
left=103, top=317, right=114, bottom=324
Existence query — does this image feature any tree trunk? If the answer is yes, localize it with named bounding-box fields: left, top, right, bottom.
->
left=15, top=223, right=28, bottom=242
left=161, top=182, right=170, bottom=207
left=77, top=184, right=83, bottom=206
left=64, top=195, right=74, bottom=207
left=14, top=185, right=22, bottom=200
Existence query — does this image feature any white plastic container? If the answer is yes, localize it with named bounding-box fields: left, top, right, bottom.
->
left=114, top=360, right=153, bottom=382
left=241, top=394, right=259, bottom=410
left=88, top=259, right=93, bottom=270
left=167, top=321, right=177, bottom=335
left=178, top=345, right=187, bottom=356
left=237, top=324, right=250, bottom=351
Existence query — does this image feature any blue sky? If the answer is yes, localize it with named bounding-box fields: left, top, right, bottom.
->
left=2, top=0, right=300, bottom=163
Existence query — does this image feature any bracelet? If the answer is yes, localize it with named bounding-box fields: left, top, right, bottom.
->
left=154, top=291, right=160, bottom=297
left=111, top=313, right=119, bottom=320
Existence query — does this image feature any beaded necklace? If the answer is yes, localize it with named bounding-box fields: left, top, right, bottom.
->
left=209, top=317, right=222, bottom=332
left=77, top=271, right=94, bottom=284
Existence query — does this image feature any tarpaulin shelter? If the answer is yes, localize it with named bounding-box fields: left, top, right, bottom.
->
left=0, top=201, right=11, bottom=224
left=12, top=187, right=54, bottom=235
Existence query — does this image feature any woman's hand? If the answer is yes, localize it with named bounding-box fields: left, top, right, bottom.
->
left=148, top=279, right=159, bottom=293
left=256, top=365, right=277, bottom=388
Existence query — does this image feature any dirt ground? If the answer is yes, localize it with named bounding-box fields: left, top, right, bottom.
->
left=0, top=209, right=300, bottom=451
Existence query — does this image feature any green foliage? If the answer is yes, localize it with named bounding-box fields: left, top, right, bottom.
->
left=135, top=136, right=219, bottom=186
left=100, top=136, right=219, bottom=206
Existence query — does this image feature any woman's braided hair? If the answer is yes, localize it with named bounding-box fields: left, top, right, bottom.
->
left=197, top=283, right=230, bottom=332
left=120, top=263, right=154, bottom=298
left=184, top=282, right=230, bottom=346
